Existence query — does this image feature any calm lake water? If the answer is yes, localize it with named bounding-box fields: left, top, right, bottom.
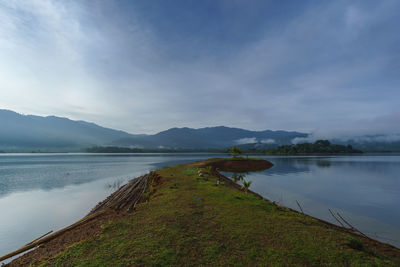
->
left=224, top=154, right=400, bottom=248
left=0, top=153, right=399, bottom=261
left=0, top=153, right=223, bottom=260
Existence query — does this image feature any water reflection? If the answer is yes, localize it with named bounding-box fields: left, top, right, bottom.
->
left=0, top=153, right=227, bottom=258
left=260, top=158, right=311, bottom=175
left=0, top=153, right=226, bottom=198
left=315, top=160, right=331, bottom=168
left=223, top=155, right=400, bottom=248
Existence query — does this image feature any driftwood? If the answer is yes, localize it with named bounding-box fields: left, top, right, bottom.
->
left=0, top=171, right=159, bottom=263
left=24, top=230, right=53, bottom=246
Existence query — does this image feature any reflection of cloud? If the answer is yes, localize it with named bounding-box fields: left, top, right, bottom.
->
left=236, top=137, right=257, bottom=145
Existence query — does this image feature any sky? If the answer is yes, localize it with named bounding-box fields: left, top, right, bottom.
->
left=0, top=0, right=399, bottom=135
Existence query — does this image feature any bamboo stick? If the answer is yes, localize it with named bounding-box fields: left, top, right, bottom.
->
left=336, top=212, right=369, bottom=238
left=296, top=200, right=304, bottom=214
left=328, top=209, right=345, bottom=228
left=24, top=230, right=53, bottom=246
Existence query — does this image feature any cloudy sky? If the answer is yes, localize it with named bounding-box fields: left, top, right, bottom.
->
left=0, top=0, right=399, bottom=135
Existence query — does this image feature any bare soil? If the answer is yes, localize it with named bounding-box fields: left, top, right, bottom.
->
left=204, top=158, right=273, bottom=172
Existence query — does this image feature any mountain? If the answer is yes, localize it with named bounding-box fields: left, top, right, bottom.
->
left=112, top=126, right=308, bottom=149
left=0, top=109, right=308, bottom=151
left=4, top=109, right=400, bottom=152
left=0, top=110, right=134, bottom=151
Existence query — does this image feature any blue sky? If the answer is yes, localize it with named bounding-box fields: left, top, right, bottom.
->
left=0, top=0, right=399, bottom=136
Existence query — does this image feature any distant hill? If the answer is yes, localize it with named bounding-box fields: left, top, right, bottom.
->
left=0, top=110, right=309, bottom=152
left=112, top=126, right=308, bottom=149
left=0, top=110, right=134, bottom=151
left=5, top=109, right=399, bottom=152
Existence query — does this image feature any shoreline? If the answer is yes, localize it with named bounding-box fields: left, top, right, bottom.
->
left=4, top=158, right=400, bottom=266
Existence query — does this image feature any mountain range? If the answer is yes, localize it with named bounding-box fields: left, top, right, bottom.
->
left=1, top=109, right=399, bottom=152
left=112, top=127, right=307, bottom=150
left=0, top=109, right=134, bottom=151
left=0, top=110, right=306, bottom=152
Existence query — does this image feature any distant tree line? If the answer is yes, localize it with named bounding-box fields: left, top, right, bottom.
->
left=86, top=146, right=144, bottom=153
left=265, top=140, right=363, bottom=155
left=85, top=146, right=223, bottom=153
left=86, top=141, right=362, bottom=154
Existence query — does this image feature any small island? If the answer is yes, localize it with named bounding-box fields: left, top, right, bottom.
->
left=266, top=140, right=363, bottom=155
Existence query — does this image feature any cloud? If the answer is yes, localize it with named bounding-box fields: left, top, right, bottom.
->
left=235, top=137, right=257, bottom=145
left=350, top=134, right=400, bottom=143
left=235, top=138, right=276, bottom=145
left=291, top=137, right=311, bottom=144
left=291, top=111, right=400, bottom=144
left=0, top=1, right=399, bottom=135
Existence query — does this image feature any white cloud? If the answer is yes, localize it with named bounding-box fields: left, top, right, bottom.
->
left=291, top=137, right=312, bottom=144
left=350, top=134, right=400, bottom=143
left=235, top=137, right=257, bottom=145
left=0, top=1, right=399, bottom=135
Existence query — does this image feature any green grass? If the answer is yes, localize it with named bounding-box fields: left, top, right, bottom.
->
left=39, top=161, right=398, bottom=266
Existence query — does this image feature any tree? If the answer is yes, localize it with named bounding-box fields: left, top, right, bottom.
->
left=232, top=173, right=244, bottom=183
left=230, top=146, right=242, bottom=158
left=315, top=140, right=331, bottom=147
left=242, top=179, right=252, bottom=194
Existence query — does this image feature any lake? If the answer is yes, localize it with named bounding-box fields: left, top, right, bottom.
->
left=223, top=154, right=400, bottom=248
left=0, top=153, right=223, bottom=260
left=0, top=153, right=399, bottom=261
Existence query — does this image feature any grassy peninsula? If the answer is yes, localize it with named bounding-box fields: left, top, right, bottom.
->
left=8, top=158, right=399, bottom=266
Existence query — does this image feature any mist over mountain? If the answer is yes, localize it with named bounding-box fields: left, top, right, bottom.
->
left=292, top=133, right=400, bottom=152
left=334, top=135, right=400, bottom=152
